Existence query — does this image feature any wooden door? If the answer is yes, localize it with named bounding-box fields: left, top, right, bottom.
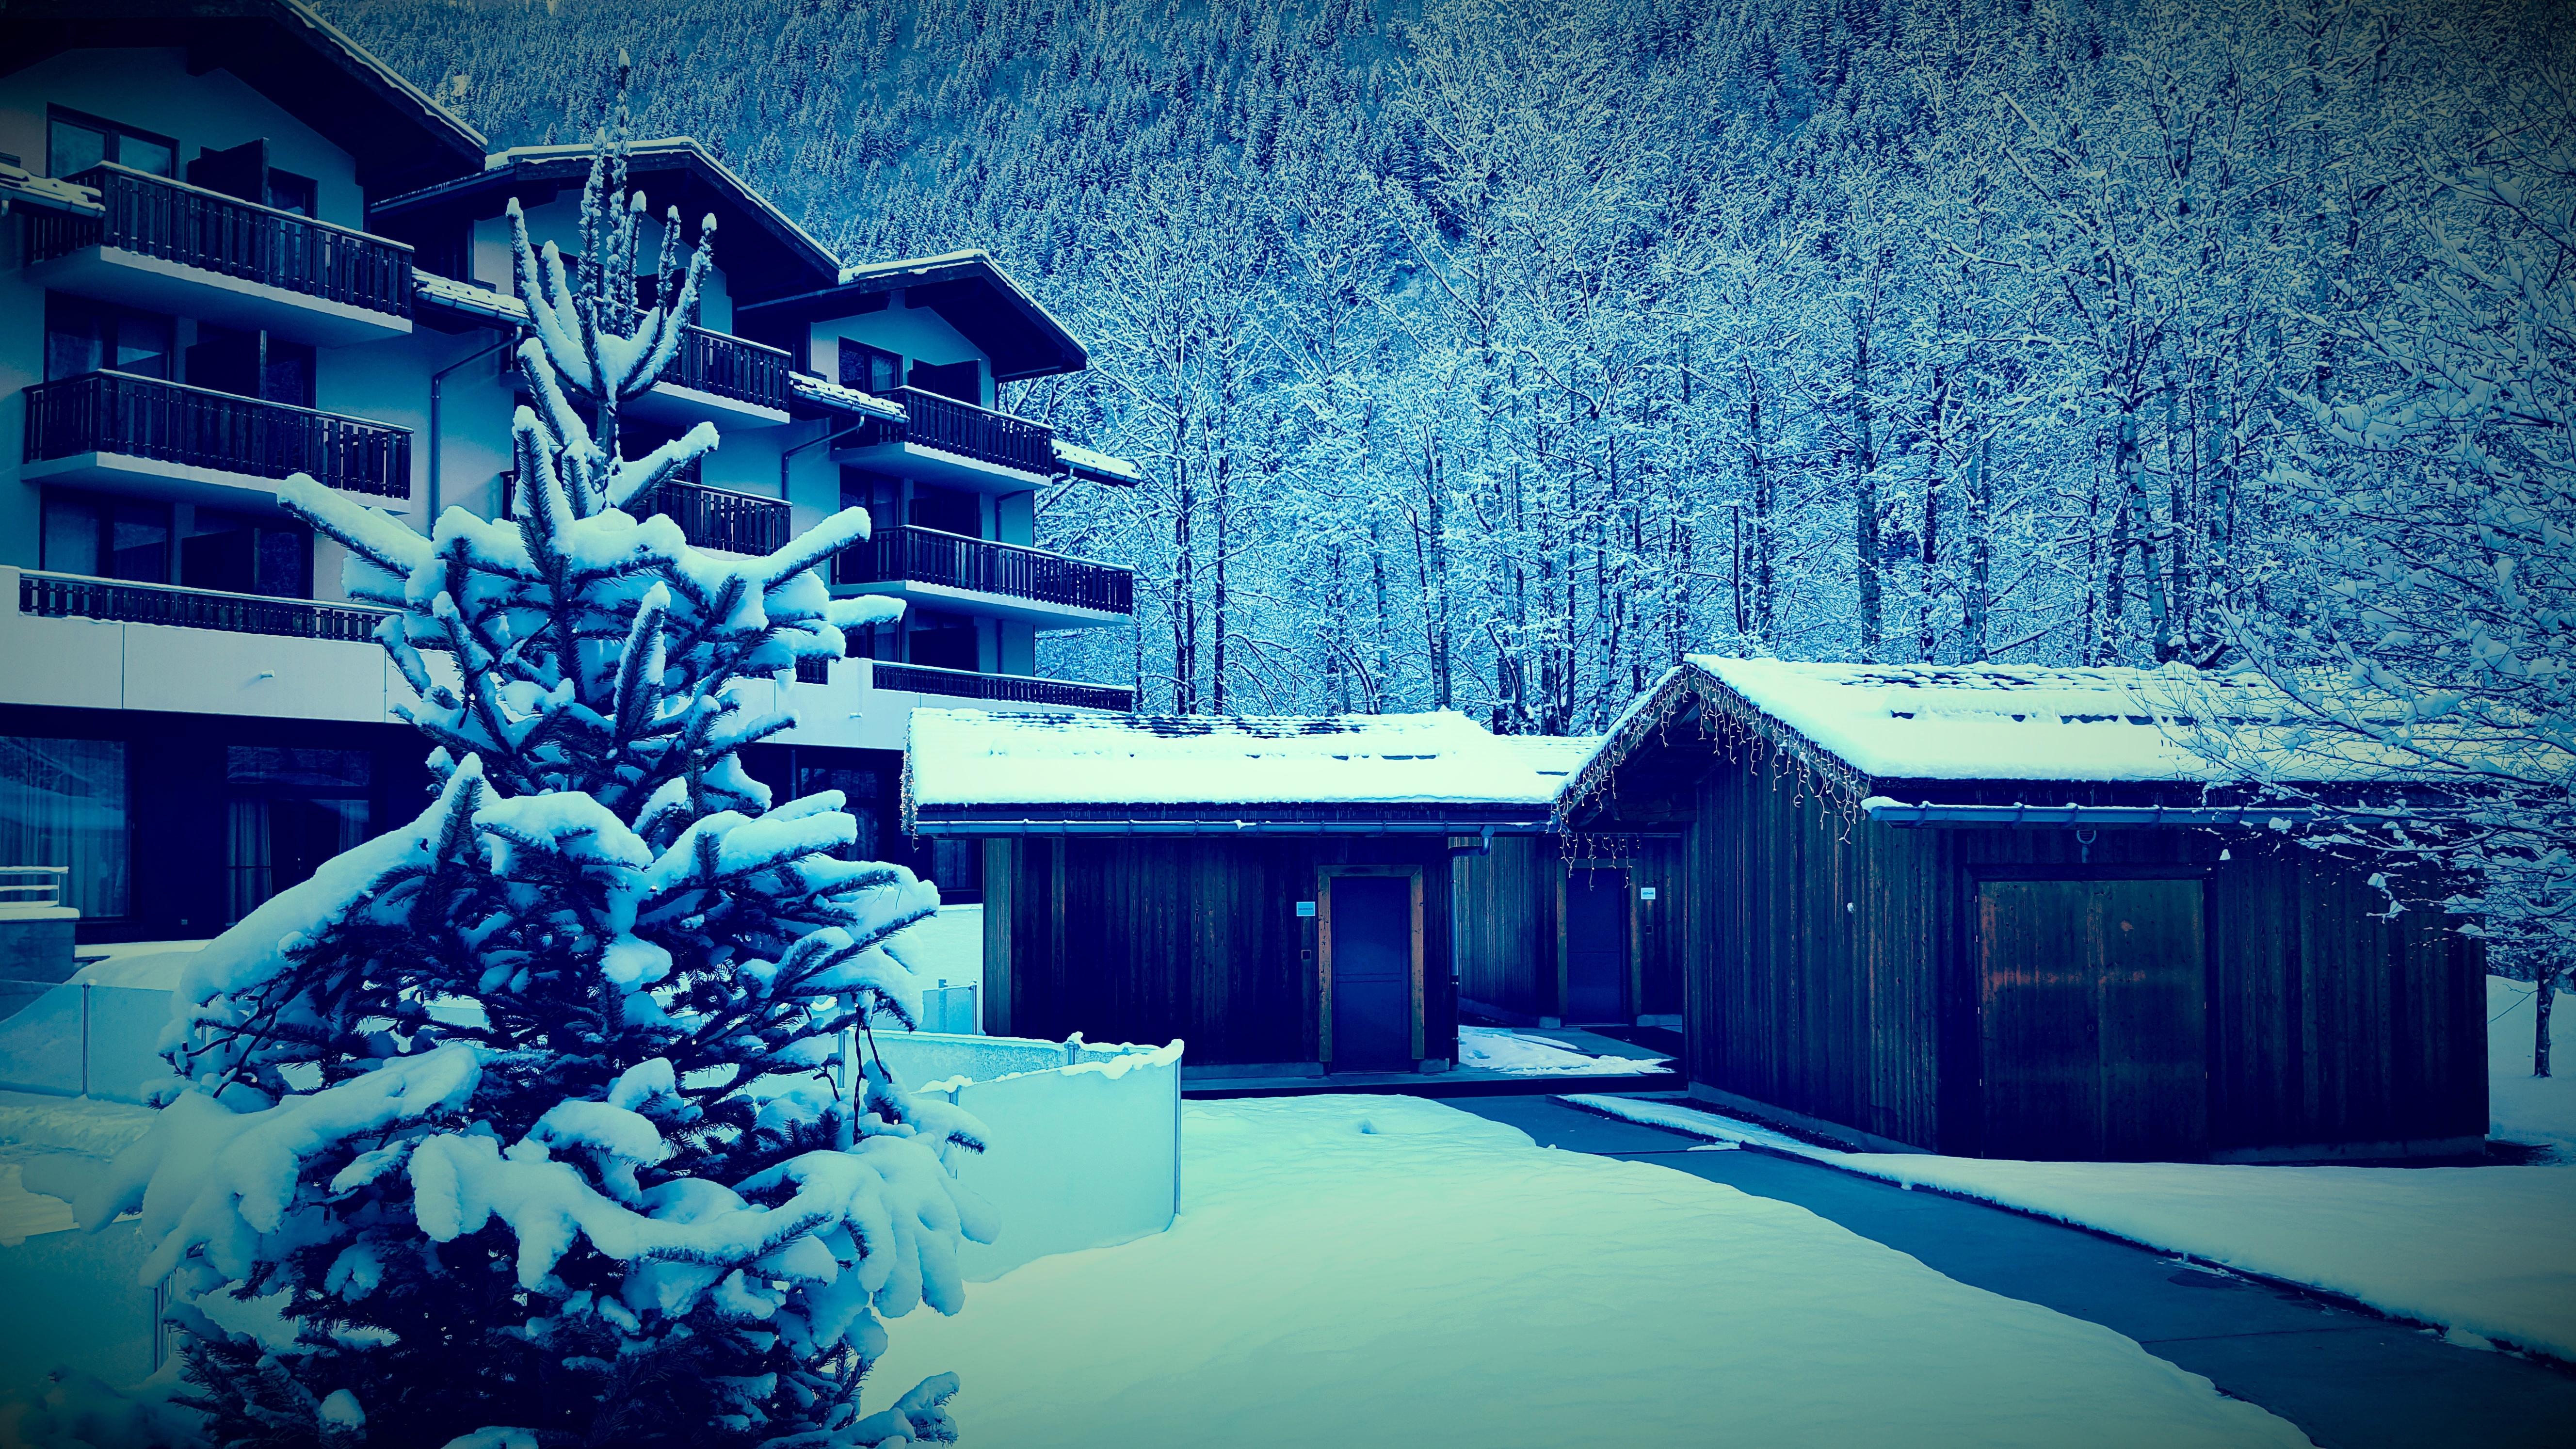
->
left=1325, top=873, right=1417, bottom=1071
left=1978, top=878, right=2207, bottom=1160
left=1564, top=868, right=1630, bottom=1024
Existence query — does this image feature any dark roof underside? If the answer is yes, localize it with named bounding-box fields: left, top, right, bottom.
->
left=0, top=0, right=485, bottom=196
left=741, top=254, right=1088, bottom=382
left=371, top=147, right=840, bottom=305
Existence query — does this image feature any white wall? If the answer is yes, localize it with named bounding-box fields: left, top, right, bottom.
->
left=806, top=296, right=991, bottom=405
left=0, top=49, right=365, bottom=225
left=873, top=1033, right=1184, bottom=1282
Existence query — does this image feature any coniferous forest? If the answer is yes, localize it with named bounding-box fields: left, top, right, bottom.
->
left=343, top=0, right=2572, bottom=731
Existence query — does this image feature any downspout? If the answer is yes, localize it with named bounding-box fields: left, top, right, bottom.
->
left=427, top=329, right=520, bottom=518
left=780, top=414, right=880, bottom=501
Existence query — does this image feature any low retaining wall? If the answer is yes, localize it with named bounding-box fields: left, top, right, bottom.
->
left=875, top=1031, right=1184, bottom=1281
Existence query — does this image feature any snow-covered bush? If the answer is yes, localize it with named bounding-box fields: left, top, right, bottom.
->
left=52, top=119, right=989, bottom=1446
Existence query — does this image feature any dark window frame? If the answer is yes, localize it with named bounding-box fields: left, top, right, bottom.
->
left=46, top=104, right=177, bottom=178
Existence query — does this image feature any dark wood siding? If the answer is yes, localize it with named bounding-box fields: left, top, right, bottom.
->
left=1000, top=835, right=1456, bottom=1068
left=1452, top=836, right=1683, bottom=1025
left=1637, top=724, right=2487, bottom=1159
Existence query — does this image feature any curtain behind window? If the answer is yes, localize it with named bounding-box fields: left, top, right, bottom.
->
left=0, top=736, right=129, bottom=918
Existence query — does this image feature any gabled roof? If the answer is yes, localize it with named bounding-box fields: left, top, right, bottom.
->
left=904, top=709, right=1566, bottom=834
left=739, top=249, right=1089, bottom=383
left=0, top=0, right=485, bottom=195
left=371, top=137, right=841, bottom=305
left=1562, top=656, right=2455, bottom=822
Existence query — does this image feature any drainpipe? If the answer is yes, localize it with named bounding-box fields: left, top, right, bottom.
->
left=780, top=415, right=874, bottom=502
left=426, top=330, right=520, bottom=519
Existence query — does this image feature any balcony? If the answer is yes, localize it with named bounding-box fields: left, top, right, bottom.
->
left=650, top=479, right=792, bottom=555
left=18, top=571, right=393, bottom=642
left=27, top=164, right=413, bottom=344
left=869, top=661, right=1135, bottom=712
left=1, top=567, right=403, bottom=723
left=499, top=474, right=791, bottom=556
left=834, top=386, right=1060, bottom=493
left=628, top=324, right=794, bottom=428
left=834, top=525, right=1133, bottom=628
left=24, top=371, right=413, bottom=509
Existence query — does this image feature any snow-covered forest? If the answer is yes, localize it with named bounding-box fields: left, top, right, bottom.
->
left=344, top=0, right=2569, bottom=731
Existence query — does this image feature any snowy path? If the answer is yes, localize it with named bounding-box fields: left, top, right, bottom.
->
left=868, top=1094, right=2308, bottom=1448
left=1562, top=1092, right=2576, bottom=1366
left=1468, top=1096, right=2576, bottom=1449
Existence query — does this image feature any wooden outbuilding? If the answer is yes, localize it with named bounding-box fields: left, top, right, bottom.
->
left=1450, top=736, right=1688, bottom=1030
left=1561, top=658, right=2488, bottom=1163
left=903, top=709, right=1563, bottom=1077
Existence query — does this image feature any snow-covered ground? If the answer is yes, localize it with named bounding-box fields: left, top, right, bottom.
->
left=869, top=1095, right=2306, bottom=1448
left=1454, top=1026, right=1667, bottom=1076
left=1568, top=1094, right=2576, bottom=1365
left=2488, top=975, right=2574, bottom=1158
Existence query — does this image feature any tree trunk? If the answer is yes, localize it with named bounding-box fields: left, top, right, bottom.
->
left=1852, top=315, right=1883, bottom=662
left=2539, top=971, right=2557, bottom=1079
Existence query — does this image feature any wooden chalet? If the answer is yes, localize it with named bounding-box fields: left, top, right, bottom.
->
left=1451, top=736, right=1686, bottom=1030
left=903, top=709, right=1564, bottom=1077
left=1562, top=658, right=2488, bottom=1163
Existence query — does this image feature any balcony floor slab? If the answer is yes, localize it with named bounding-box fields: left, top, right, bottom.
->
left=22, top=453, right=412, bottom=515
left=829, top=439, right=1052, bottom=495
left=832, top=578, right=1127, bottom=630
left=628, top=382, right=791, bottom=430
left=30, top=248, right=412, bottom=347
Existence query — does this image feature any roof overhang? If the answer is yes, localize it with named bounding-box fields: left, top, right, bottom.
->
left=740, top=250, right=1088, bottom=383
left=0, top=0, right=486, bottom=195
left=371, top=138, right=841, bottom=303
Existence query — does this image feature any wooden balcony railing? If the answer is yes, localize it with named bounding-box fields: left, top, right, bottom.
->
left=648, top=480, right=792, bottom=555
left=500, top=472, right=788, bottom=556
left=24, top=371, right=412, bottom=499
left=835, top=525, right=1134, bottom=614
left=871, top=662, right=1135, bottom=711
left=664, top=324, right=791, bottom=411
left=30, top=163, right=413, bottom=319
left=889, top=386, right=1056, bottom=474
left=19, top=571, right=395, bottom=643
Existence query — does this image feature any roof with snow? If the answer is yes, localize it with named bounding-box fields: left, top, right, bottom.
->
left=5, top=0, right=486, bottom=193
left=1563, top=656, right=2451, bottom=818
left=904, top=709, right=1569, bottom=834
left=738, top=250, right=1089, bottom=383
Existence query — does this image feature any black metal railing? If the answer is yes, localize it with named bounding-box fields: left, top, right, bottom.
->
left=888, top=387, right=1056, bottom=474
left=872, top=662, right=1135, bottom=711
left=24, top=371, right=412, bottom=498
left=662, top=324, right=791, bottom=412
left=795, top=656, right=833, bottom=684
left=835, top=525, right=1134, bottom=614
left=19, top=571, right=395, bottom=642
left=30, top=164, right=413, bottom=319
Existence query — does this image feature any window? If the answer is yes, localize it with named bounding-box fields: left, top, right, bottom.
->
left=908, top=484, right=980, bottom=537
left=224, top=746, right=370, bottom=924
left=795, top=763, right=885, bottom=861
left=906, top=608, right=980, bottom=671
left=840, top=342, right=903, bottom=395
left=45, top=293, right=173, bottom=382
left=182, top=509, right=312, bottom=598
left=42, top=492, right=171, bottom=582
left=47, top=107, right=174, bottom=178
left=0, top=737, right=130, bottom=918
left=907, top=357, right=983, bottom=406
left=264, top=168, right=316, bottom=217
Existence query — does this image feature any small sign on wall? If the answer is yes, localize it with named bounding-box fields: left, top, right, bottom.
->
left=1638, top=886, right=1658, bottom=901
left=1295, top=900, right=1318, bottom=918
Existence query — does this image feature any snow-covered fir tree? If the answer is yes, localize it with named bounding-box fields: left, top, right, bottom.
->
left=57, top=113, right=990, bottom=1447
